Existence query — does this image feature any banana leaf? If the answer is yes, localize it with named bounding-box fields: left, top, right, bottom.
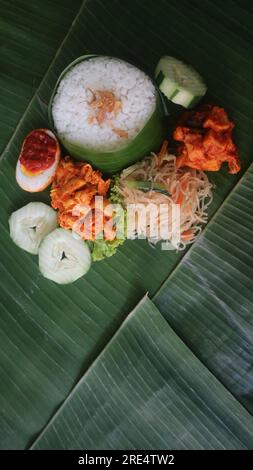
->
left=0, top=0, right=83, bottom=153
left=154, top=163, right=253, bottom=414
left=31, top=296, right=253, bottom=450
left=0, top=0, right=253, bottom=449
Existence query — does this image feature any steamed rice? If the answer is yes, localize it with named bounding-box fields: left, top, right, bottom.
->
left=52, top=57, right=156, bottom=152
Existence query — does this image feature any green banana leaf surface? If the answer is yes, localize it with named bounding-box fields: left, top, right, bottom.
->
left=31, top=296, right=253, bottom=450
left=0, top=0, right=253, bottom=449
left=154, top=163, right=253, bottom=413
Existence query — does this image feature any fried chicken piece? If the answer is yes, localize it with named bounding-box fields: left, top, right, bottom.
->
left=203, top=106, right=234, bottom=132
left=174, top=105, right=240, bottom=174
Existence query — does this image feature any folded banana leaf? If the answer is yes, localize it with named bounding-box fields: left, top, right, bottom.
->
left=31, top=296, right=253, bottom=450
left=0, top=0, right=253, bottom=449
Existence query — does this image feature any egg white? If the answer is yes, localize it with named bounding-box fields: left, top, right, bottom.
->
left=16, top=129, right=61, bottom=192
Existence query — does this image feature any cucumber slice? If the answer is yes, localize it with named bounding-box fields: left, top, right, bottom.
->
left=125, top=179, right=170, bottom=196
left=9, top=202, right=57, bottom=255
left=155, top=56, right=207, bottom=108
left=39, top=228, right=91, bottom=284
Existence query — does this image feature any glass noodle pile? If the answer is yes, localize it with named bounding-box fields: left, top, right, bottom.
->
left=117, top=143, right=213, bottom=250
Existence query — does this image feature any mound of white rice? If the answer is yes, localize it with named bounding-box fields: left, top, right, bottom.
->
left=52, top=57, right=156, bottom=152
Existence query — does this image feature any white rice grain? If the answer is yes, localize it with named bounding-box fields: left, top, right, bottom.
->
left=52, top=57, right=156, bottom=152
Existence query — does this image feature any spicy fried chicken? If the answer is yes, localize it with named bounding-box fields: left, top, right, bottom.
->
left=51, top=157, right=115, bottom=240
left=174, top=105, right=240, bottom=174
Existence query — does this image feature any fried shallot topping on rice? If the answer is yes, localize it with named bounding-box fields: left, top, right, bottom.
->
left=51, top=157, right=115, bottom=241
left=86, top=88, right=128, bottom=138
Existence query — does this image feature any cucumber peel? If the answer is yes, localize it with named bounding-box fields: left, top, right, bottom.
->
left=155, top=56, right=207, bottom=109
left=125, top=179, right=170, bottom=196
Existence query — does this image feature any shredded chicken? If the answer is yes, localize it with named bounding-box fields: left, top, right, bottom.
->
left=51, top=157, right=115, bottom=240
left=174, top=105, right=240, bottom=174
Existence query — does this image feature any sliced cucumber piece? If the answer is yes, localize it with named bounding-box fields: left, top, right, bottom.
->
left=39, top=228, right=91, bottom=284
left=125, top=179, right=170, bottom=196
left=155, top=56, right=207, bottom=108
left=9, top=202, right=57, bottom=254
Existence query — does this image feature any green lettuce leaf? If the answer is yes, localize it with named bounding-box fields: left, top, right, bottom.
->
left=89, top=238, right=125, bottom=262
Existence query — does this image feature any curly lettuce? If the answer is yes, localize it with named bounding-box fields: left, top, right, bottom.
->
left=88, top=237, right=125, bottom=262
left=88, top=176, right=126, bottom=262
left=109, top=175, right=124, bottom=205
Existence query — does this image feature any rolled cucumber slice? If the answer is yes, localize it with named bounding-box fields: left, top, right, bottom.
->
left=39, top=228, right=91, bottom=284
left=9, top=202, right=57, bottom=255
left=155, top=56, right=207, bottom=108
left=125, top=179, right=170, bottom=195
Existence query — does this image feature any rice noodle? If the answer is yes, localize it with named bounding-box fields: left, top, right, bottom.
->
left=119, top=152, right=213, bottom=250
